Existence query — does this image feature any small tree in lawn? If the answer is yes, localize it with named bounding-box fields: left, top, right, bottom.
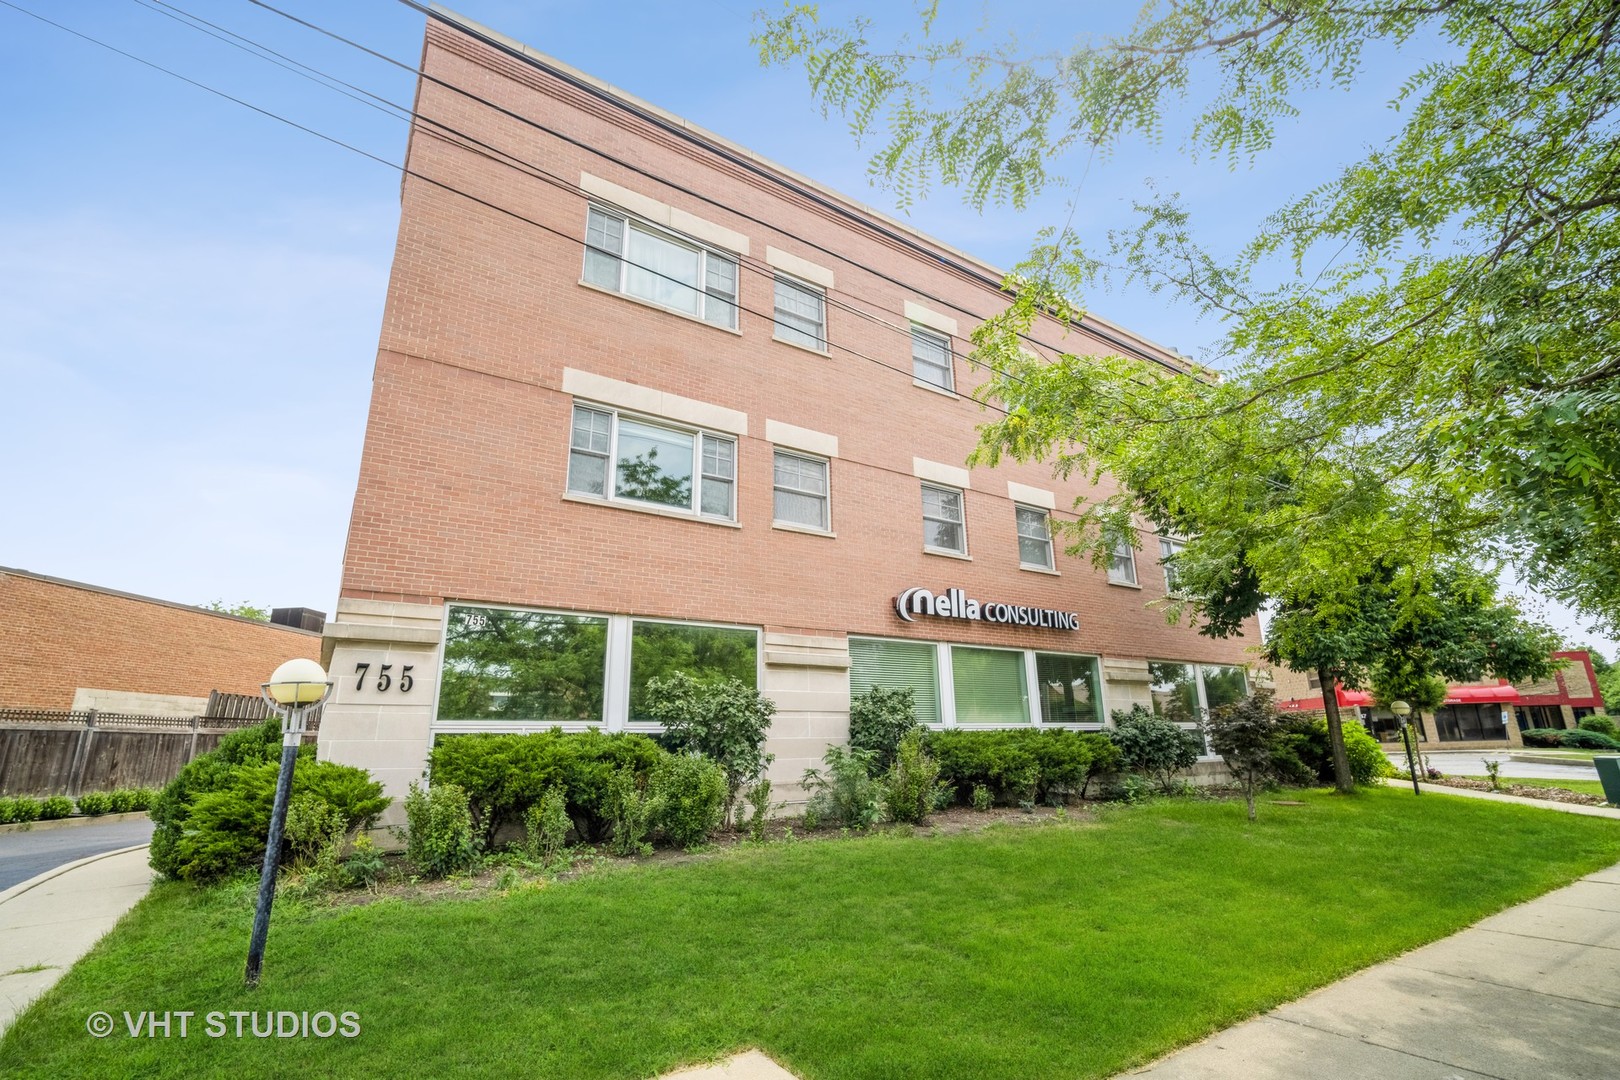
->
left=643, top=672, right=775, bottom=828
left=1207, top=690, right=1284, bottom=822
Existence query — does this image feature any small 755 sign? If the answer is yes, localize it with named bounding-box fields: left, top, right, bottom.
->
left=353, top=662, right=414, bottom=693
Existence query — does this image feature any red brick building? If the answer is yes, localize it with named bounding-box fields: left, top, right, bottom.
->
left=315, top=10, right=1259, bottom=804
left=0, top=567, right=321, bottom=715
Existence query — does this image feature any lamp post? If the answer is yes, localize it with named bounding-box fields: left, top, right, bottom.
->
left=1390, top=700, right=1421, bottom=796
left=245, top=658, right=332, bottom=988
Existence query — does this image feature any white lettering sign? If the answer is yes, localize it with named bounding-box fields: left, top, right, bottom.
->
left=895, top=587, right=1078, bottom=631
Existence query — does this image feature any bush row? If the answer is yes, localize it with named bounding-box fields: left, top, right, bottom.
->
left=1522, top=726, right=1620, bottom=750
left=0, top=788, right=159, bottom=824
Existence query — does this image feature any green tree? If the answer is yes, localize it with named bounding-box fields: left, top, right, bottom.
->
left=756, top=0, right=1620, bottom=634
left=202, top=600, right=269, bottom=622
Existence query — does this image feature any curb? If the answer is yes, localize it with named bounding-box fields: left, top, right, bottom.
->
left=1381, top=779, right=1620, bottom=818
left=0, top=844, right=151, bottom=907
left=0, top=811, right=151, bottom=835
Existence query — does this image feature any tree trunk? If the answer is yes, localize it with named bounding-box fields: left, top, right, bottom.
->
left=1318, top=668, right=1355, bottom=794
left=1245, top=790, right=1256, bottom=822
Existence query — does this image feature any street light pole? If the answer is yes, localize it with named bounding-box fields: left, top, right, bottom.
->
left=245, top=658, right=331, bottom=988
left=1390, top=700, right=1420, bottom=796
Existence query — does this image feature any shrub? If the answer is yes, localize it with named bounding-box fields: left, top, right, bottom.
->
left=1079, top=733, right=1123, bottom=797
left=0, top=798, right=14, bottom=824
left=428, top=728, right=663, bottom=844
left=1580, top=715, right=1620, bottom=738
left=651, top=754, right=726, bottom=849
left=150, top=718, right=288, bottom=879
left=606, top=771, right=659, bottom=856
left=1206, top=691, right=1284, bottom=821
left=8, top=796, right=42, bottom=824
left=802, top=745, right=881, bottom=830
left=1109, top=706, right=1203, bottom=792
left=925, top=729, right=1097, bottom=806
left=743, top=777, right=778, bottom=842
left=342, top=834, right=386, bottom=889
left=970, top=783, right=993, bottom=812
left=1520, top=728, right=1564, bottom=748
left=284, top=793, right=347, bottom=867
left=848, top=687, right=919, bottom=774
left=169, top=761, right=389, bottom=883
left=1562, top=728, right=1620, bottom=750
left=40, top=795, right=75, bottom=820
left=524, top=785, right=574, bottom=861
left=128, top=788, right=158, bottom=812
left=403, top=781, right=480, bottom=879
left=108, top=789, right=139, bottom=814
left=1273, top=715, right=1395, bottom=786
left=644, top=673, right=776, bottom=826
left=76, top=791, right=114, bottom=816
left=881, top=729, right=942, bottom=825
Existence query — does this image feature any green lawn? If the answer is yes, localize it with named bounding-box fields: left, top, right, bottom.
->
left=5, top=789, right=1620, bottom=1079
left=1461, top=775, right=1612, bottom=800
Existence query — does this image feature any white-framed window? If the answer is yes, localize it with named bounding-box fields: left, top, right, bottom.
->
left=1159, top=536, right=1186, bottom=595
left=434, top=603, right=759, bottom=733
left=1108, top=539, right=1138, bottom=585
left=911, top=326, right=953, bottom=390
left=1146, top=661, right=1249, bottom=756
left=849, top=636, right=1104, bottom=728
left=773, top=450, right=830, bottom=530
left=773, top=276, right=826, bottom=351
left=921, top=482, right=967, bottom=554
left=1015, top=505, right=1054, bottom=569
left=567, top=403, right=735, bottom=520
left=582, top=206, right=738, bottom=329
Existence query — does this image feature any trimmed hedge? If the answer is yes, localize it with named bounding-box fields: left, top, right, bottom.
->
left=429, top=728, right=664, bottom=843
left=1522, top=727, right=1620, bottom=750
left=924, top=729, right=1113, bottom=806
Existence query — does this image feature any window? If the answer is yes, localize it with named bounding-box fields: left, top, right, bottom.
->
left=773, top=450, right=829, bottom=530
left=849, top=638, right=941, bottom=724
left=911, top=326, right=953, bottom=390
left=437, top=606, right=608, bottom=723
left=567, top=404, right=735, bottom=520
left=1035, top=652, right=1102, bottom=724
left=1146, top=661, right=1250, bottom=755
left=921, top=483, right=966, bottom=554
left=1159, top=536, right=1185, bottom=594
left=952, top=646, right=1030, bottom=725
left=1016, top=506, right=1054, bottom=569
left=628, top=621, right=758, bottom=723
left=773, top=277, right=826, bottom=350
left=1435, top=703, right=1508, bottom=741
left=583, top=206, right=738, bottom=328
left=1108, top=539, right=1138, bottom=585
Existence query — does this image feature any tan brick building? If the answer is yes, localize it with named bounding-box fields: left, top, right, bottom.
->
left=316, top=9, right=1259, bottom=805
left=0, top=567, right=321, bottom=715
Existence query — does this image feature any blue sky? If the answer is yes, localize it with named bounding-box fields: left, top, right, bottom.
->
left=1, top=0, right=1610, bottom=655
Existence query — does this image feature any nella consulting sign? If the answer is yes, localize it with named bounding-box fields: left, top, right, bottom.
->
left=895, top=587, right=1078, bottom=631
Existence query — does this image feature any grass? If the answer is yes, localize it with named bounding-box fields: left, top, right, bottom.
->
left=5, top=788, right=1620, bottom=1079
left=1461, top=775, right=1611, bottom=799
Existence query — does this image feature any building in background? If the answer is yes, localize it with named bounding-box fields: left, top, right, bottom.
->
left=314, top=8, right=1260, bottom=808
left=0, top=566, right=322, bottom=715
left=1270, top=649, right=1606, bottom=750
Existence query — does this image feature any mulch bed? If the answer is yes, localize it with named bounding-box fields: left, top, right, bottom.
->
left=1428, top=776, right=1608, bottom=806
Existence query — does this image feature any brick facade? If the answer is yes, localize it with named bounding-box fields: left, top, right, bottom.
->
left=0, top=567, right=321, bottom=712
left=317, top=11, right=1259, bottom=805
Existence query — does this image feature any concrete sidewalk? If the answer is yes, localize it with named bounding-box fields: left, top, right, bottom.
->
left=0, top=845, right=153, bottom=1035
left=1127, top=858, right=1620, bottom=1079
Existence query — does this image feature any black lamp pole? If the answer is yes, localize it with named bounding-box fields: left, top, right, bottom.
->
left=245, top=677, right=329, bottom=988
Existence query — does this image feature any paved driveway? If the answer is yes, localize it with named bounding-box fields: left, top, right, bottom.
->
left=1388, top=749, right=1601, bottom=782
left=0, top=818, right=155, bottom=891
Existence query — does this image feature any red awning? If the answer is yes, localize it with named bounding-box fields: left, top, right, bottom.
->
left=1445, top=685, right=1520, bottom=705
left=1335, top=687, right=1374, bottom=707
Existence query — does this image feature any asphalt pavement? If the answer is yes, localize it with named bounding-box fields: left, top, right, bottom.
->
left=0, top=818, right=155, bottom=891
left=1389, top=749, right=1602, bottom=782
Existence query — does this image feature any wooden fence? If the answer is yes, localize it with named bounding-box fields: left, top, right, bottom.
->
left=0, top=692, right=321, bottom=797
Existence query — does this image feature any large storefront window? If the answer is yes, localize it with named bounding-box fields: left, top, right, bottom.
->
left=1435, top=703, right=1509, bottom=741
left=849, top=638, right=941, bottom=724
left=952, top=646, right=1030, bottom=725
left=1035, top=652, right=1103, bottom=724
left=1147, top=661, right=1250, bottom=753
left=438, top=606, right=608, bottom=723
left=628, top=621, right=758, bottom=722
